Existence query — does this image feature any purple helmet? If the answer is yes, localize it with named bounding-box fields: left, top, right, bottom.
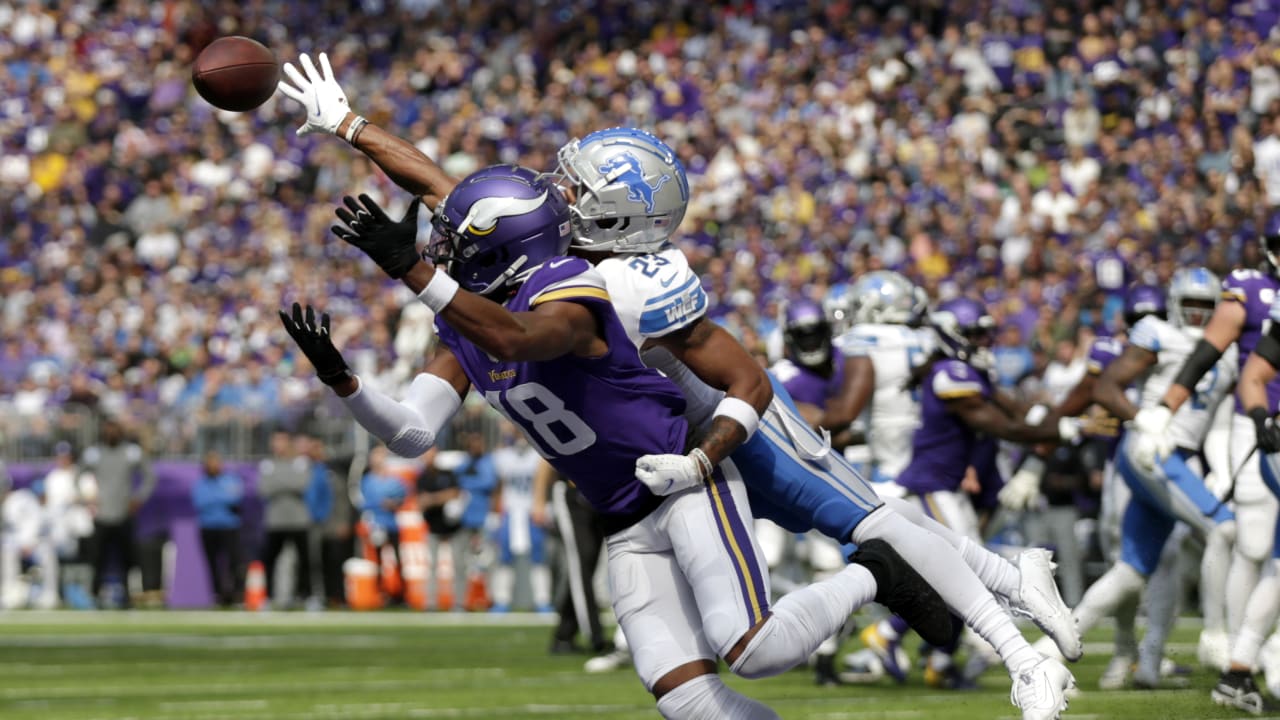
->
left=928, top=297, right=996, bottom=370
left=428, top=165, right=572, bottom=296
left=1123, top=283, right=1167, bottom=327
left=1264, top=214, right=1280, bottom=272
left=782, top=298, right=832, bottom=369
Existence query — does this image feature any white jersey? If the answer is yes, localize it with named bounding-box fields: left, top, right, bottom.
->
left=1128, top=315, right=1237, bottom=450
left=595, top=248, right=724, bottom=429
left=491, top=444, right=541, bottom=516
left=834, top=323, right=930, bottom=478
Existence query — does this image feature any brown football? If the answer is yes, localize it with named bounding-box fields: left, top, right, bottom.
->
left=192, top=36, right=280, bottom=112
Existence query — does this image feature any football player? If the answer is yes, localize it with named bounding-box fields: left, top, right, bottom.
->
left=288, top=164, right=951, bottom=720
left=770, top=299, right=844, bottom=425
left=1044, top=271, right=1236, bottom=690
left=277, top=60, right=1078, bottom=718
left=1214, top=278, right=1280, bottom=712
left=1131, top=227, right=1280, bottom=661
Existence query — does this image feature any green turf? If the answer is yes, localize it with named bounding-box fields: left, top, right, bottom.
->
left=0, top=612, right=1259, bottom=719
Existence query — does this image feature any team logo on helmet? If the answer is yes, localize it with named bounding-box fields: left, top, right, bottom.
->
left=460, top=192, right=549, bottom=236
left=598, top=152, right=671, bottom=213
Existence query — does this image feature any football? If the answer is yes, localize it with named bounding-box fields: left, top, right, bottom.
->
left=192, top=36, right=280, bottom=112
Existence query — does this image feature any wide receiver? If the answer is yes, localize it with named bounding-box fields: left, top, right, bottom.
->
left=277, top=54, right=1079, bottom=719
left=288, top=163, right=952, bottom=719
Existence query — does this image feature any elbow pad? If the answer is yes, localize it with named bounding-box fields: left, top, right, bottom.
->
left=1172, top=339, right=1223, bottom=392
left=342, top=374, right=462, bottom=457
left=1257, top=334, right=1280, bottom=371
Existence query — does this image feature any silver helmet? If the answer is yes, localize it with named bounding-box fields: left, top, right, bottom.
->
left=849, top=271, right=918, bottom=325
left=555, top=127, right=690, bottom=253
left=1168, top=267, right=1220, bottom=332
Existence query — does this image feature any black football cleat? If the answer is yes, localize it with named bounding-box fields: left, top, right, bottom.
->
left=1212, top=670, right=1279, bottom=715
left=849, top=539, right=953, bottom=647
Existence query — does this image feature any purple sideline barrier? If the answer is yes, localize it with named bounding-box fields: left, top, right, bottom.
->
left=8, top=460, right=265, bottom=608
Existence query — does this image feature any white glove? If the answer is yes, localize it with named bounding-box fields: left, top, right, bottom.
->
left=1128, top=405, right=1174, bottom=473
left=999, top=466, right=1043, bottom=511
left=1057, top=417, right=1082, bottom=443
left=277, top=52, right=352, bottom=137
left=635, top=453, right=707, bottom=496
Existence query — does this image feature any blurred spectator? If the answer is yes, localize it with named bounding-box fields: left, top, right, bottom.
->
left=81, top=419, right=155, bottom=608
left=0, top=479, right=58, bottom=609
left=304, top=435, right=350, bottom=608
left=359, top=446, right=407, bottom=597
left=489, top=429, right=551, bottom=613
left=40, top=442, right=95, bottom=607
left=417, top=448, right=462, bottom=609
left=192, top=450, right=245, bottom=608
left=541, top=461, right=608, bottom=655
left=258, top=430, right=313, bottom=607
left=451, top=431, right=499, bottom=611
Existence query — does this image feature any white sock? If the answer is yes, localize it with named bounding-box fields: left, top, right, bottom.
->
left=656, top=674, right=780, bottom=720
left=1202, top=521, right=1234, bottom=634
left=877, top=617, right=902, bottom=642
left=491, top=565, right=514, bottom=607
left=852, top=506, right=1035, bottom=674
left=1073, top=562, right=1145, bottom=636
left=1232, top=562, right=1280, bottom=668
left=1139, top=544, right=1181, bottom=680
left=1227, top=551, right=1263, bottom=636
left=730, top=564, right=875, bottom=679
left=1113, top=593, right=1139, bottom=659
left=881, top=496, right=1020, bottom=598
left=530, top=564, right=551, bottom=608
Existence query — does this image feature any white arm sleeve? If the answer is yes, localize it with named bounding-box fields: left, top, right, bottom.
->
left=341, top=373, right=462, bottom=457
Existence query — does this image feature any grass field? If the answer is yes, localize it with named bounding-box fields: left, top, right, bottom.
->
left=0, top=611, right=1264, bottom=720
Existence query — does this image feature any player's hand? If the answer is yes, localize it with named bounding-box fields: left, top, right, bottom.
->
left=277, top=52, right=351, bottom=137
left=998, top=464, right=1042, bottom=511
left=1055, top=417, right=1082, bottom=443
left=635, top=453, right=707, bottom=496
left=1249, top=407, right=1280, bottom=454
left=332, top=194, right=422, bottom=279
left=1127, top=405, right=1174, bottom=472
left=278, top=303, right=352, bottom=386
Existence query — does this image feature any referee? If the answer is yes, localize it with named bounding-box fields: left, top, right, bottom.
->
left=536, top=461, right=607, bottom=655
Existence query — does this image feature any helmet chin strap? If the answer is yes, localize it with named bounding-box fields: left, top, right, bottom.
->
left=477, top=255, right=529, bottom=297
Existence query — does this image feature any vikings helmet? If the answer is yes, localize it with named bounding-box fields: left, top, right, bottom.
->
left=1264, top=214, right=1280, bottom=272
left=782, top=299, right=834, bottom=370
left=428, top=165, right=572, bottom=297
left=849, top=271, right=918, bottom=326
left=1168, top=267, right=1220, bottom=331
left=1123, top=283, right=1167, bottom=327
left=555, top=127, right=690, bottom=253
left=929, top=298, right=997, bottom=370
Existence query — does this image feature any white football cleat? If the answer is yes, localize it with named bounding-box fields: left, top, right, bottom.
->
left=584, top=648, right=631, bottom=673
left=1013, top=549, right=1083, bottom=662
left=1261, top=632, right=1280, bottom=698
left=1198, top=629, right=1230, bottom=672
left=1011, top=657, right=1075, bottom=720
left=1097, top=654, right=1133, bottom=690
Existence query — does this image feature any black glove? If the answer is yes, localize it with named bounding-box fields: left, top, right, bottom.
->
left=278, top=303, right=352, bottom=386
left=332, top=194, right=422, bottom=279
left=1250, top=407, right=1280, bottom=454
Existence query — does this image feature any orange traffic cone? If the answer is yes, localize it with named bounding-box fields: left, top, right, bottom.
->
left=463, top=571, right=490, bottom=612
left=244, top=561, right=266, bottom=611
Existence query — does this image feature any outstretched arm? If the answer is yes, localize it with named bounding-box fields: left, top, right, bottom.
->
left=1093, top=345, right=1157, bottom=422
left=277, top=51, right=458, bottom=206
left=946, top=394, right=1070, bottom=445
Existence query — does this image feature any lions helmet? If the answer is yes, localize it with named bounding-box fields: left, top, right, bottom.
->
left=929, top=298, right=997, bottom=370
left=428, top=165, right=572, bottom=297
left=1123, top=283, right=1167, bottom=327
left=555, top=127, right=690, bottom=253
left=849, top=271, right=918, bottom=325
left=1168, top=267, right=1220, bottom=332
left=823, top=285, right=855, bottom=336
left=782, top=298, right=833, bottom=370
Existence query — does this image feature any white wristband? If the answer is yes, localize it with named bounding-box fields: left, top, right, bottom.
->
left=713, top=396, right=760, bottom=440
left=418, top=270, right=459, bottom=313
left=344, top=115, right=367, bottom=143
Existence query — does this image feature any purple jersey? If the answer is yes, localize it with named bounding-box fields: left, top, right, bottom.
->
left=1222, top=269, right=1280, bottom=411
left=435, top=257, right=689, bottom=523
left=897, top=359, right=993, bottom=495
left=1086, top=336, right=1124, bottom=375
left=769, top=357, right=844, bottom=408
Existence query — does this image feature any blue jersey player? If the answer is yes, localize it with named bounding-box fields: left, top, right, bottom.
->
left=279, top=165, right=949, bottom=720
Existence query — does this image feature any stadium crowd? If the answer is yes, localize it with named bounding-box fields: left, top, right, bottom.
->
left=1, top=0, right=1279, bottom=622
